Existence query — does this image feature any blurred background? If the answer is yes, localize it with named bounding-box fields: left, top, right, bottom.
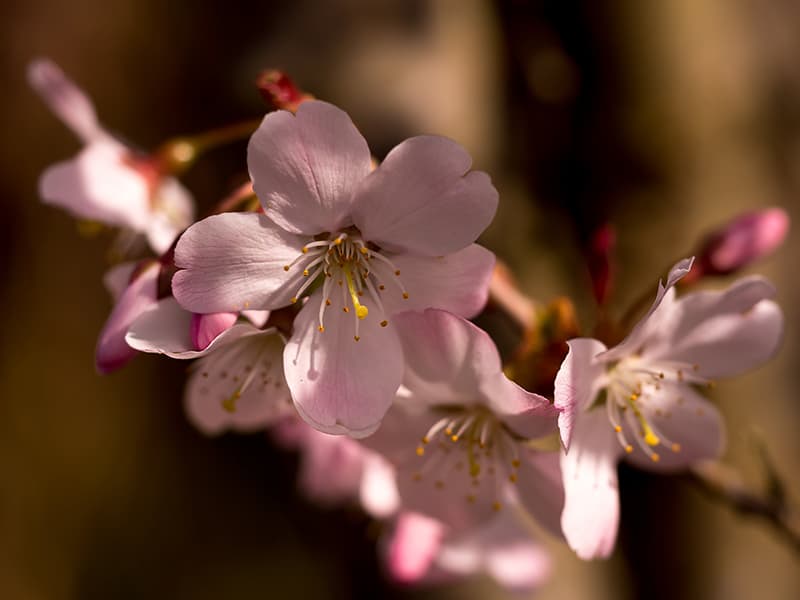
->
left=1, top=0, right=798, bottom=598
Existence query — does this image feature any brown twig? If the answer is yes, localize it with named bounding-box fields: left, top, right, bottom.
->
left=687, top=460, right=800, bottom=555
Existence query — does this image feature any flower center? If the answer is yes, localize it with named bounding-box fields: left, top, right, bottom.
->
left=412, top=407, right=521, bottom=511
left=282, top=231, right=409, bottom=341
left=604, top=357, right=713, bottom=462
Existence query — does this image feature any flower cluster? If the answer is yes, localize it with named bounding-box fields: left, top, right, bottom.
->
left=33, top=60, right=788, bottom=591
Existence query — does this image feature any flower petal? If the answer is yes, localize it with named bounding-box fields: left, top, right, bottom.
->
left=385, top=512, right=445, bottom=584
left=28, top=58, right=108, bottom=143
left=624, top=383, right=726, bottom=471
left=145, top=176, right=195, bottom=254
left=560, top=409, right=623, bottom=559
left=102, top=261, right=137, bottom=302
left=191, top=311, right=238, bottom=351
left=184, top=329, right=292, bottom=435
left=294, top=429, right=367, bottom=504
left=599, top=257, right=694, bottom=363
left=554, top=338, right=608, bottom=450
left=352, top=136, right=498, bottom=256
left=247, top=100, right=371, bottom=235
left=513, top=449, right=565, bottom=538
left=127, top=297, right=256, bottom=359
left=392, top=309, right=501, bottom=407
left=480, top=373, right=558, bottom=439
left=284, top=291, right=403, bottom=438
left=359, top=454, right=400, bottom=518
left=377, top=245, right=495, bottom=320
left=173, top=212, right=308, bottom=313
left=646, top=276, right=784, bottom=378
left=39, top=142, right=151, bottom=231
left=95, top=261, right=159, bottom=374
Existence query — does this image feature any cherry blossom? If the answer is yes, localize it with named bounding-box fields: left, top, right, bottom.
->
left=29, top=58, right=194, bottom=254
left=555, top=257, right=784, bottom=559
left=172, top=100, right=497, bottom=437
left=126, top=298, right=290, bottom=434
left=385, top=510, right=551, bottom=592
left=367, top=309, right=564, bottom=535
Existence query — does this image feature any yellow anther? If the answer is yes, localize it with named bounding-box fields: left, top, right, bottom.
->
left=343, top=263, right=369, bottom=320
left=450, top=435, right=459, bottom=442
left=614, top=425, right=622, bottom=433
left=671, top=443, right=681, bottom=453
left=318, top=326, right=325, bottom=333
left=416, top=446, right=425, bottom=456
left=445, top=428, right=453, bottom=436
left=343, top=307, right=349, bottom=313
left=511, top=459, right=521, bottom=468
left=658, top=372, right=665, bottom=379
left=402, top=292, right=409, bottom=300
left=644, top=428, right=660, bottom=447
left=651, top=453, right=660, bottom=462
left=325, top=299, right=331, bottom=306
left=435, top=480, right=445, bottom=490
left=290, top=297, right=298, bottom=304
left=394, top=269, right=401, bottom=276
left=243, top=301, right=250, bottom=309
left=509, top=473, right=518, bottom=483
left=359, top=247, right=368, bottom=254
left=221, top=390, right=241, bottom=413
left=379, top=285, right=385, bottom=290
left=421, top=436, right=430, bottom=444
left=354, top=335, right=360, bottom=342
left=283, top=265, right=290, bottom=272
left=466, top=495, right=476, bottom=504
left=380, top=320, right=388, bottom=327
left=492, top=501, right=502, bottom=512
left=625, top=445, right=633, bottom=454
left=412, top=473, right=422, bottom=482
left=356, top=305, right=368, bottom=319
left=301, top=246, right=309, bottom=254
left=302, top=269, right=309, bottom=277
left=630, top=393, right=638, bottom=402
left=334, top=238, right=342, bottom=245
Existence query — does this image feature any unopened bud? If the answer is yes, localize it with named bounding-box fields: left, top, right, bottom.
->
left=190, top=312, right=238, bottom=350
left=256, top=70, right=313, bottom=113
left=687, top=208, right=789, bottom=283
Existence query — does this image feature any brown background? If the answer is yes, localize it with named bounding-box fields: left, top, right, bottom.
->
left=1, top=1, right=798, bottom=598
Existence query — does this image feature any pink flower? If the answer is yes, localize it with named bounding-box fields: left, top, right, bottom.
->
left=172, top=100, right=497, bottom=437
left=271, top=417, right=399, bottom=517
left=385, top=510, right=551, bottom=592
left=367, top=309, right=564, bottom=535
left=125, top=298, right=290, bottom=434
left=554, top=257, right=784, bottom=559
left=29, top=58, right=194, bottom=253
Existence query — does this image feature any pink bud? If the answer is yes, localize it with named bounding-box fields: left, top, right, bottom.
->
left=255, top=70, right=312, bottom=113
left=190, top=312, right=238, bottom=351
left=693, top=208, right=789, bottom=279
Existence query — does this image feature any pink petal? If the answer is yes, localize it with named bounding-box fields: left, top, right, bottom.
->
left=554, top=338, right=608, bottom=450
left=359, top=454, right=400, bottom=518
left=242, top=309, right=270, bottom=328
left=144, top=177, right=195, bottom=254
left=379, top=244, right=495, bottom=321
left=646, top=276, right=784, bottom=378
left=127, top=298, right=257, bottom=359
left=173, top=212, right=308, bottom=313
left=95, top=261, right=160, bottom=373
left=351, top=135, right=498, bottom=256
left=385, top=512, right=445, bottom=584
left=191, top=312, right=238, bottom=350
left=184, top=328, right=291, bottom=435
left=560, top=409, right=623, bottom=560
left=480, top=373, right=559, bottom=439
left=28, top=58, right=108, bottom=144
left=513, top=449, right=565, bottom=538
left=39, top=142, right=151, bottom=231
left=247, top=100, right=371, bottom=235
left=283, top=291, right=403, bottom=438
left=624, top=383, right=726, bottom=471
left=599, top=257, right=694, bottom=363
left=434, top=511, right=551, bottom=591
left=392, top=309, right=502, bottom=406
left=295, top=429, right=367, bottom=504
left=102, top=261, right=137, bottom=302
